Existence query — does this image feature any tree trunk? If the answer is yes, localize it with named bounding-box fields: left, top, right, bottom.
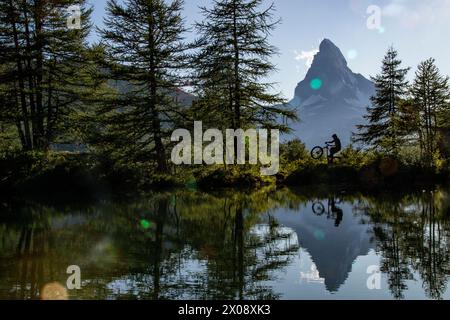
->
left=148, top=16, right=167, bottom=173
left=9, top=0, right=32, bottom=150
left=22, top=2, right=39, bottom=148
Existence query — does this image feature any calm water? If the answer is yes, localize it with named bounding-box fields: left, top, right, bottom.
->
left=0, top=187, right=449, bottom=300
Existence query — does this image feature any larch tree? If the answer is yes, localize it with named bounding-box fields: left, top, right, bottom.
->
left=193, top=0, right=297, bottom=133
left=354, top=47, right=410, bottom=155
left=410, top=58, right=450, bottom=166
left=0, top=0, right=93, bottom=151
left=98, top=0, right=191, bottom=173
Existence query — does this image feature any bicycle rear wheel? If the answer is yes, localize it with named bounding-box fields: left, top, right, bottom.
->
left=311, top=146, right=324, bottom=160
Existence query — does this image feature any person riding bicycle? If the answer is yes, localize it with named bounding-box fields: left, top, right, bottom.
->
left=326, top=134, right=341, bottom=164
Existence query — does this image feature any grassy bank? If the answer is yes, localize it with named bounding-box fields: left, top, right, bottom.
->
left=0, top=151, right=184, bottom=199
left=1, top=147, right=449, bottom=199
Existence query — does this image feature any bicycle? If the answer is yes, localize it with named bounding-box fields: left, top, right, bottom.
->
left=312, top=201, right=326, bottom=216
left=312, top=198, right=342, bottom=216
left=311, top=198, right=344, bottom=227
left=310, top=143, right=341, bottom=164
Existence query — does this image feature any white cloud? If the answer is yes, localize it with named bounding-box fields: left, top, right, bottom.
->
left=294, top=49, right=319, bottom=68
left=382, top=0, right=450, bottom=27
left=383, top=3, right=405, bottom=17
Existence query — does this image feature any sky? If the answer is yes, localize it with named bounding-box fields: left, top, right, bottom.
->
left=88, top=0, right=450, bottom=100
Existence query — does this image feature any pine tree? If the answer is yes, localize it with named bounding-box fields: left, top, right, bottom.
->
left=410, top=58, right=450, bottom=166
left=193, top=0, right=296, bottom=132
left=0, top=0, right=93, bottom=151
left=98, top=0, right=191, bottom=172
left=354, top=47, right=410, bottom=155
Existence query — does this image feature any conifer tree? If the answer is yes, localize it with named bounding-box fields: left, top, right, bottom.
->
left=0, top=0, right=93, bottom=151
left=410, top=58, right=450, bottom=166
left=193, top=0, right=296, bottom=132
left=98, top=0, right=191, bottom=172
left=354, top=47, right=410, bottom=155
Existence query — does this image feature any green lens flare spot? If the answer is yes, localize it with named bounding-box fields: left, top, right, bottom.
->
left=313, top=229, right=325, bottom=241
left=186, top=178, right=198, bottom=190
left=310, top=78, right=323, bottom=90
left=140, top=219, right=151, bottom=230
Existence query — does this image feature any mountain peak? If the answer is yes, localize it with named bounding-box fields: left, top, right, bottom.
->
left=288, top=39, right=375, bottom=148
left=319, top=38, right=341, bottom=53
left=294, top=39, right=374, bottom=100
left=313, top=39, right=348, bottom=72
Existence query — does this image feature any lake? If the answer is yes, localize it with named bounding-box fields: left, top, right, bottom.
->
left=0, top=187, right=449, bottom=300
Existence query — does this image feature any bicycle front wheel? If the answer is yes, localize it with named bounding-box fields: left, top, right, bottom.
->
left=312, top=202, right=325, bottom=216
left=311, top=146, right=324, bottom=160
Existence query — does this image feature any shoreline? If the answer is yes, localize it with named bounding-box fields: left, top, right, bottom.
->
left=2, top=165, right=448, bottom=203
left=1, top=150, right=449, bottom=201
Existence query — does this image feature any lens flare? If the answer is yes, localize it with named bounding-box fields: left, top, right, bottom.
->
left=140, top=219, right=151, bottom=230
left=313, top=229, right=325, bottom=241
left=347, top=49, right=358, bottom=60
left=379, top=157, right=399, bottom=177
left=41, top=282, right=68, bottom=300
left=310, top=78, right=323, bottom=90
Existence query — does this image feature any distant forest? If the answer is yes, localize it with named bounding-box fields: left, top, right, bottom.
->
left=1, top=0, right=449, bottom=194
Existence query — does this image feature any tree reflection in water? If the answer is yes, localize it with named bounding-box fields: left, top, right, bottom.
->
left=365, top=191, right=449, bottom=300
left=0, top=188, right=449, bottom=300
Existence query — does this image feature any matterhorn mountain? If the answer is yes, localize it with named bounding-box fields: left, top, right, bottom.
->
left=287, top=39, right=375, bottom=148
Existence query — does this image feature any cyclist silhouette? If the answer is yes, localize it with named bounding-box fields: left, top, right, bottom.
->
left=326, top=134, right=342, bottom=164
left=330, top=198, right=343, bottom=227
left=312, top=197, right=344, bottom=227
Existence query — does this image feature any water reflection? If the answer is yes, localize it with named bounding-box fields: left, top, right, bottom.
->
left=368, top=191, right=450, bottom=300
left=272, top=196, right=375, bottom=293
left=311, top=197, right=344, bottom=227
left=0, top=188, right=449, bottom=300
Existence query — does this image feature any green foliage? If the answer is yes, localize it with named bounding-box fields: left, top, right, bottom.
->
left=97, top=0, right=192, bottom=172
left=196, top=165, right=276, bottom=189
left=354, top=49, right=450, bottom=171
left=193, top=0, right=297, bottom=132
left=280, top=139, right=308, bottom=163
left=0, top=123, right=20, bottom=156
left=337, top=145, right=377, bottom=169
left=0, top=0, right=94, bottom=151
left=409, top=58, right=450, bottom=167
left=1, top=2, right=449, bottom=192
left=354, top=47, right=410, bottom=155
left=397, top=145, right=423, bottom=166
left=281, top=143, right=449, bottom=190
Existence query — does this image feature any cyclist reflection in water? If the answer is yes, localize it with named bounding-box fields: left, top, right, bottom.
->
left=330, top=198, right=343, bottom=227
left=326, top=134, right=342, bottom=164
left=312, top=196, right=344, bottom=227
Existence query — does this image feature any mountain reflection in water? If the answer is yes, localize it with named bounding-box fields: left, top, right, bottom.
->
left=0, top=188, right=449, bottom=300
